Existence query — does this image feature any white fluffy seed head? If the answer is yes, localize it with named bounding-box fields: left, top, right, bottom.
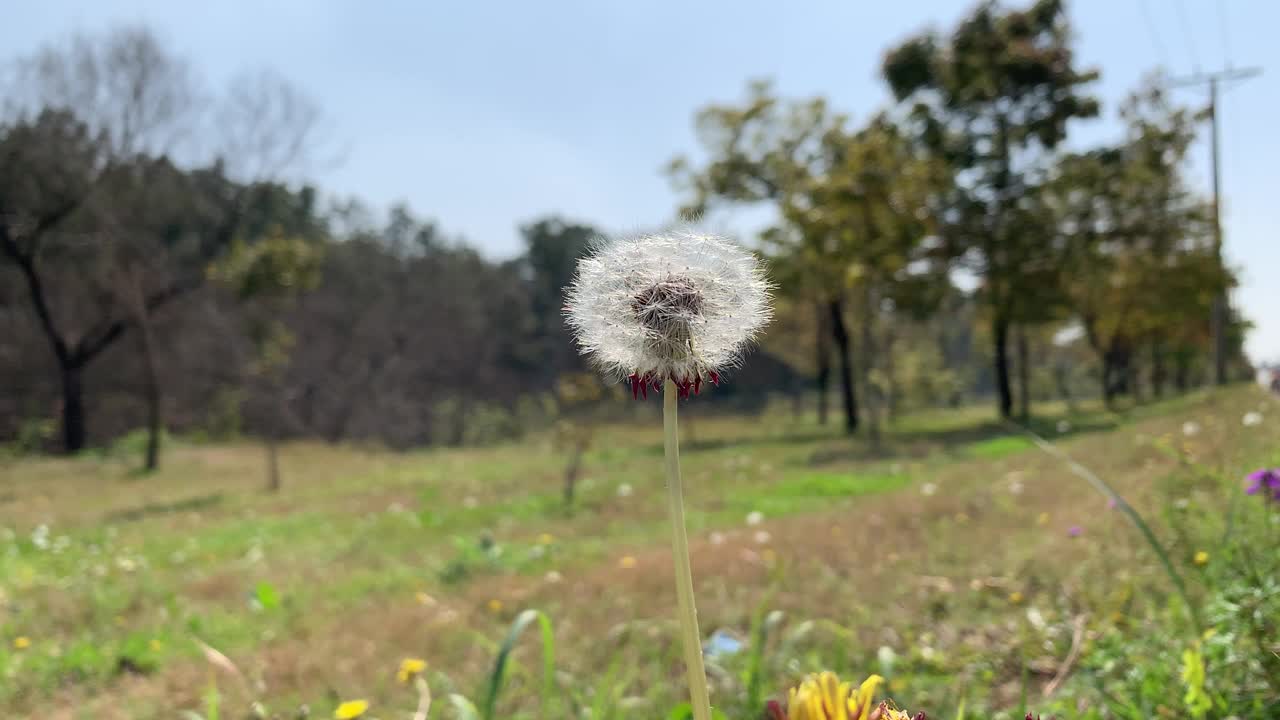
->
left=564, top=230, right=772, bottom=389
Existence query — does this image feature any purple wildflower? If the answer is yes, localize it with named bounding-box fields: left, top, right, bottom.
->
left=1106, top=497, right=1117, bottom=510
left=1067, top=525, right=1083, bottom=538
left=1244, top=468, right=1280, bottom=501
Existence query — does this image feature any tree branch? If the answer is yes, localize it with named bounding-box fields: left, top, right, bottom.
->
left=72, top=275, right=203, bottom=365
left=1, top=224, right=70, bottom=365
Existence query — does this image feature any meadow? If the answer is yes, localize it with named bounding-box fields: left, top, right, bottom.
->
left=1, top=386, right=1277, bottom=719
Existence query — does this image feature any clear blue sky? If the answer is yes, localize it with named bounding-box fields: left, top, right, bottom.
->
left=8, top=1, right=1278, bottom=362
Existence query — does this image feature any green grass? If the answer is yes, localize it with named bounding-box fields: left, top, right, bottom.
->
left=0, top=387, right=1277, bottom=718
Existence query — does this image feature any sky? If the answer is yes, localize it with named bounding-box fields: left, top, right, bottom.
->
left=6, top=1, right=1278, bottom=362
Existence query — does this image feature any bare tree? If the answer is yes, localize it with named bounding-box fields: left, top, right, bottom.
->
left=0, top=26, right=320, bottom=460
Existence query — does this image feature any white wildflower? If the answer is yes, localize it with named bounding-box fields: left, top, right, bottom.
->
left=616, top=483, right=633, bottom=498
left=753, top=530, right=771, bottom=545
left=564, top=230, right=771, bottom=398
left=1182, top=421, right=1200, bottom=437
left=462, top=496, right=479, bottom=509
left=921, top=482, right=938, bottom=497
left=709, top=531, right=726, bottom=546
left=745, top=511, right=764, bottom=526
left=1242, top=411, right=1263, bottom=427
left=544, top=570, right=563, bottom=584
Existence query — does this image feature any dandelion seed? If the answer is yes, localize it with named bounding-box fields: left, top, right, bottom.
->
left=544, top=570, right=563, bottom=583
left=1194, top=551, right=1209, bottom=566
left=920, top=482, right=938, bottom=497
left=745, top=511, right=764, bottom=526
left=12, top=636, right=30, bottom=650
left=619, top=555, right=638, bottom=569
left=564, top=230, right=771, bottom=397
left=397, top=658, right=427, bottom=684
left=1181, top=421, right=1200, bottom=437
left=616, top=483, right=633, bottom=498
left=1242, top=411, right=1263, bottom=427
left=1174, top=497, right=1190, bottom=510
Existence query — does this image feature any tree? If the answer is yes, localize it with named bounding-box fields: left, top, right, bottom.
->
left=1044, top=79, right=1225, bottom=405
left=519, top=217, right=598, bottom=383
left=882, top=0, right=1099, bottom=419
left=669, top=81, right=864, bottom=433
left=0, top=26, right=320, bottom=457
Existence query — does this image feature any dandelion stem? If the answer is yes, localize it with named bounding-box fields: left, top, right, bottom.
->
left=663, top=379, right=713, bottom=720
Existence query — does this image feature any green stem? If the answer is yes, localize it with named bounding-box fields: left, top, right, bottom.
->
left=664, top=379, right=713, bottom=720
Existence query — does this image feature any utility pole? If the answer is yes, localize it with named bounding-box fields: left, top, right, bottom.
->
left=1169, top=66, right=1262, bottom=385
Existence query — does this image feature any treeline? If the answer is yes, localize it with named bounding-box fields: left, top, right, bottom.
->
left=0, top=1, right=1252, bottom=462
left=671, top=0, right=1249, bottom=438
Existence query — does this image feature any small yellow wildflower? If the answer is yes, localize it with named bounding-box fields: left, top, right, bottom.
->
left=397, top=657, right=427, bottom=684
left=334, top=699, right=368, bottom=719
left=1202, top=628, right=1217, bottom=641
left=954, top=512, right=970, bottom=524
left=538, top=533, right=555, bottom=545
left=1194, top=551, right=1209, bottom=566
left=1037, top=512, right=1050, bottom=526
left=12, top=636, right=30, bottom=650
left=1008, top=591, right=1024, bottom=605
left=149, top=639, right=162, bottom=652
left=415, top=591, right=436, bottom=606
left=487, top=598, right=503, bottom=614
left=618, top=555, right=637, bottom=569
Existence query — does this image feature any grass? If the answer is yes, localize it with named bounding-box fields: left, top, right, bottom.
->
left=0, top=387, right=1277, bottom=718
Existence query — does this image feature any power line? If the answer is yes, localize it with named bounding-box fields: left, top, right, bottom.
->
left=1139, top=0, right=1170, bottom=69
left=1174, top=0, right=1201, bottom=73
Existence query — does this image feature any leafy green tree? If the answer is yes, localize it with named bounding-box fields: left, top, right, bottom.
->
left=669, top=81, right=864, bottom=432
left=882, top=0, right=1100, bottom=418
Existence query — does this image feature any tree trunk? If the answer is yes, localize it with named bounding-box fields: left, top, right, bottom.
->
left=828, top=298, right=858, bottom=434
left=1151, top=341, right=1166, bottom=399
left=265, top=437, right=281, bottom=492
left=815, top=302, right=830, bottom=426
left=1174, top=352, right=1190, bottom=392
left=1016, top=323, right=1030, bottom=421
left=1100, top=350, right=1115, bottom=408
left=136, top=310, right=162, bottom=472
left=60, top=363, right=88, bottom=452
left=562, top=434, right=590, bottom=512
left=860, top=285, right=880, bottom=451
left=993, top=316, right=1013, bottom=420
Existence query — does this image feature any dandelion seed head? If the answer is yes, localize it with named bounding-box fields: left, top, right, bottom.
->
left=564, top=230, right=771, bottom=397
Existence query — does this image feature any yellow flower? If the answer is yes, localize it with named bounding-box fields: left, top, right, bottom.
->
left=1194, top=551, right=1209, bottom=566
left=538, top=533, right=555, bottom=545
left=779, top=672, right=884, bottom=720
left=1037, top=512, right=1050, bottom=526
left=487, top=599, right=503, bottom=614
left=1202, top=628, right=1217, bottom=641
left=415, top=591, right=436, bottom=606
left=1008, top=591, right=1024, bottom=605
left=149, top=639, right=162, bottom=652
left=334, top=699, right=369, bottom=719
left=12, top=636, right=30, bottom=650
left=618, top=555, right=637, bottom=569
left=397, top=657, right=427, bottom=684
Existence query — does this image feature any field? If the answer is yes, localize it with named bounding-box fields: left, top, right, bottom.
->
left=1, top=387, right=1277, bottom=719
